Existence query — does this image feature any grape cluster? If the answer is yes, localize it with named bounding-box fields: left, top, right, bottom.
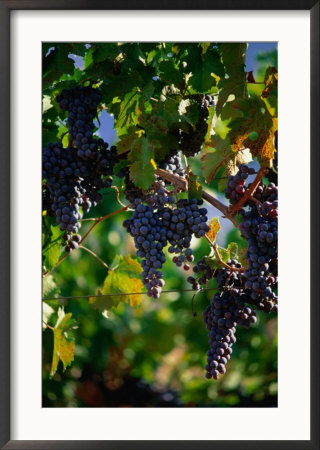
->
left=165, top=198, right=209, bottom=270
left=43, top=87, right=120, bottom=250
left=123, top=190, right=210, bottom=298
left=203, top=289, right=257, bottom=380
left=224, top=164, right=278, bottom=314
left=56, top=86, right=102, bottom=148
left=43, top=142, right=83, bottom=248
left=239, top=206, right=278, bottom=313
left=180, top=95, right=213, bottom=157
left=159, top=151, right=185, bottom=178
left=123, top=193, right=171, bottom=298
left=187, top=256, right=214, bottom=290
left=225, top=164, right=255, bottom=205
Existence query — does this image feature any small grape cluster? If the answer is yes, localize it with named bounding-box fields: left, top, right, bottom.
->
left=225, top=164, right=255, bottom=205
left=187, top=256, right=214, bottom=290
left=159, top=151, right=185, bottom=178
left=56, top=86, right=102, bottom=149
left=203, top=288, right=257, bottom=380
left=123, top=189, right=210, bottom=298
left=180, top=94, right=213, bottom=157
left=165, top=198, right=210, bottom=270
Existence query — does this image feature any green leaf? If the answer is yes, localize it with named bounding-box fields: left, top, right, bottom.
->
left=50, top=307, right=77, bottom=377
left=218, top=247, right=230, bottom=263
left=116, top=90, right=141, bottom=130
left=227, top=242, right=239, bottom=260
left=158, top=59, right=183, bottom=86
left=216, top=43, right=248, bottom=115
left=89, top=255, right=144, bottom=315
left=83, top=47, right=94, bottom=69
left=201, top=135, right=233, bottom=182
left=43, top=46, right=75, bottom=89
left=43, top=225, right=63, bottom=271
left=127, top=137, right=156, bottom=190
left=43, top=274, right=61, bottom=298
left=42, top=302, right=55, bottom=330
left=188, top=50, right=223, bottom=93
left=130, top=160, right=156, bottom=190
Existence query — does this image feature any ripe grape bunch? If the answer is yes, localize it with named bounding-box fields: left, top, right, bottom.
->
left=123, top=189, right=210, bottom=298
left=188, top=163, right=278, bottom=380
left=43, top=86, right=119, bottom=250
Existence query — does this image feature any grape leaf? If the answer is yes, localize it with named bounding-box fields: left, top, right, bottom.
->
left=43, top=274, right=61, bottom=298
left=128, top=137, right=156, bottom=189
left=42, top=302, right=55, bottom=330
left=50, top=307, right=77, bottom=377
left=227, top=242, right=239, bottom=260
left=158, top=59, right=184, bottom=86
left=188, top=50, right=224, bottom=93
left=216, top=43, right=248, bottom=115
left=206, top=217, right=221, bottom=242
left=116, top=90, right=142, bottom=130
left=218, top=247, right=230, bottom=263
left=43, top=225, right=63, bottom=271
left=89, top=255, right=144, bottom=315
left=43, top=46, right=75, bottom=89
left=188, top=173, right=202, bottom=200
left=201, top=135, right=233, bottom=182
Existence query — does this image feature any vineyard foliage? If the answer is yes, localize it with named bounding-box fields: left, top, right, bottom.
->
left=42, top=42, right=278, bottom=406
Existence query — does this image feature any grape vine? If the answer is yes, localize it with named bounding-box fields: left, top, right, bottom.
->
left=42, top=42, right=278, bottom=386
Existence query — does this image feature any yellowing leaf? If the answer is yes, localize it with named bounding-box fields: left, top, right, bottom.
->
left=89, top=256, right=144, bottom=315
left=50, top=307, right=77, bottom=378
left=188, top=172, right=202, bottom=200
left=206, top=217, right=221, bottom=242
left=260, top=130, right=275, bottom=161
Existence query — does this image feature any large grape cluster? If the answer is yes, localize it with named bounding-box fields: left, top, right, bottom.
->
left=123, top=193, right=170, bottom=298
left=239, top=206, right=278, bottom=313
left=123, top=189, right=210, bottom=298
left=203, top=289, right=257, bottom=380
left=43, top=87, right=120, bottom=250
left=180, top=94, right=213, bottom=157
left=224, top=164, right=278, bottom=313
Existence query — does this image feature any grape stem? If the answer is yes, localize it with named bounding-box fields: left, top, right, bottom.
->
left=205, top=236, right=244, bottom=273
left=155, top=168, right=238, bottom=226
left=79, top=245, right=112, bottom=271
left=42, top=320, right=54, bottom=330
left=228, top=165, right=267, bottom=214
left=42, top=205, right=130, bottom=278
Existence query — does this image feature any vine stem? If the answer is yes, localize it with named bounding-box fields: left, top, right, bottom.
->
left=228, top=165, right=267, bottom=214
left=43, top=205, right=130, bottom=278
left=205, top=236, right=244, bottom=273
left=42, top=320, right=54, bottom=330
left=79, top=245, right=112, bottom=271
left=155, top=168, right=238, bottom=226
left=80, top=204, right=130, bottom=243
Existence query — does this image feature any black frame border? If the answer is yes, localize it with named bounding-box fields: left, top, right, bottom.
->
left=0, top=1, right=319, bottom=449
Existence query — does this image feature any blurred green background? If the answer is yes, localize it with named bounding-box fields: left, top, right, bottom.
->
left=42, top=44, right=278, bottom=408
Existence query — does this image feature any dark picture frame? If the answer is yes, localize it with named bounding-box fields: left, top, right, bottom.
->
left=0, top=1, right=319, bottom=449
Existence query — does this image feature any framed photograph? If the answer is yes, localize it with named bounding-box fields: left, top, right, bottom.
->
left=0, top=2, right=319, bottom=449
